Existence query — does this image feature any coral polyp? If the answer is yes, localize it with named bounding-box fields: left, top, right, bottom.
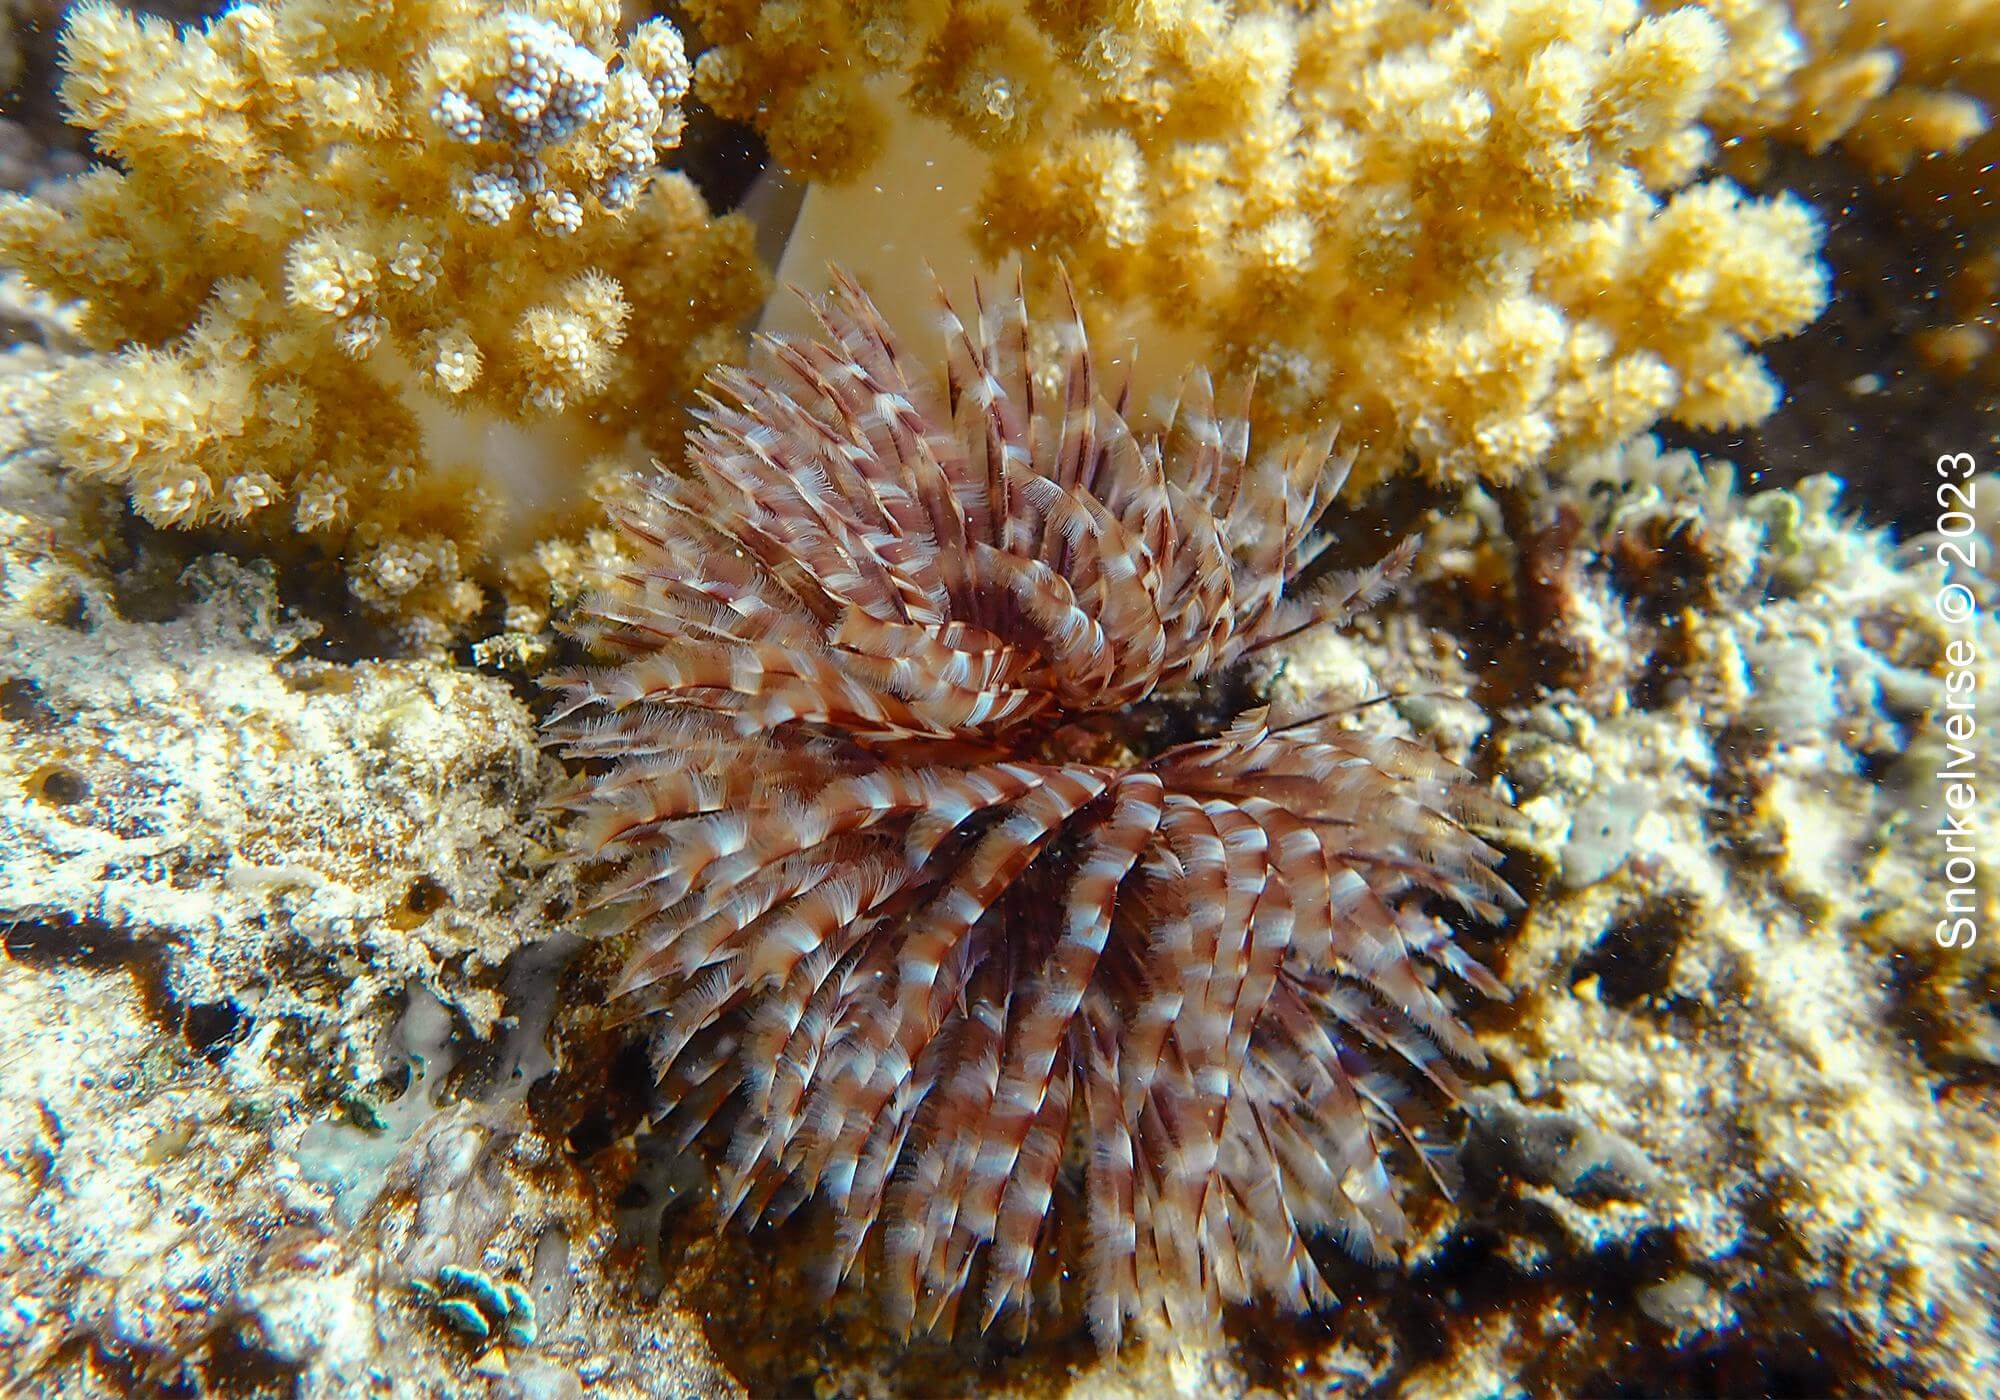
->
left=547, top=272, right=1520, bottom=1346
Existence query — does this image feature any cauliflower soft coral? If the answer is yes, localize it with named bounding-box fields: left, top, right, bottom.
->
left=1692, top=0, right=2000, bottom=174
left=695, top=0, right=1826, bottom=487
left=0, top=0, right=764, bottom=650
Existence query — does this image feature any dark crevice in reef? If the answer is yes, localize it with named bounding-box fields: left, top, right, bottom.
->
left=1569, top=896, right=1698, bottom=1011
left=88, top=506, right=415, bottom=664
left=45, top=1316, right=305, bottom=1400
left=3, top=913, right=258, bottom=1071
left=473, top=646, right=556, bottom=713
left=1233, top=1197, right=1868, bottom=1400
left=171, top=1317, right=306, bottom=1400
left=557, top=1036, right=655, bottom=1162
left=675, top=106, right=771, bottom=215
left=1659, top=144, right=2000, bottom=539
left=1656, top=1191, right=1886, bottom=1400
left=104, top=520, right=210, bottom=625
left=0, top=675, right=62, bottom=730
left=1570, top=1330, right=1847, bottom=1400
left=1304, top=474, right=1452, bottom=584
left=1882, top=946, right=2000, bottom=1090
left=263, top=557, right=418, bottom=665
left=116, top=536, right=417, bottom=664
left=1102, top=661, right=1270, bottom=762
left=672, top=1198, right=1107, bottom=1399
left=3, top=914, right=179, bottom=1027
left=183, top=997, right=250, bottom=1064
left=1209, top=1072, right=1892, bottom=1397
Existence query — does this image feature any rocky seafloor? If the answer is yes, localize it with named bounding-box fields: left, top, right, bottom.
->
left=4, top=354, right=1997, bottom=1398
left=3, top=11, right=2000, bottom=1400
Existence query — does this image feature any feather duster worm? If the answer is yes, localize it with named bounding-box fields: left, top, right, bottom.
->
left=546, top=271, right=1521, bottom=1347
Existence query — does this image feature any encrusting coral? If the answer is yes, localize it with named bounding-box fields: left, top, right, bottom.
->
left=0, top=393, right=752, bottom=1397
left=0, top=0, right=765, bottom=650
left=1405, top=436, right=2000, bottom=1396
left=694, top=0, right=1829, bottom=487
left=547, top=274, right=1521, bottom=1347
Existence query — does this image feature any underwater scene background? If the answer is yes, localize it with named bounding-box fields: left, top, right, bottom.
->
left=0, top=1, right=1994, bottom=1396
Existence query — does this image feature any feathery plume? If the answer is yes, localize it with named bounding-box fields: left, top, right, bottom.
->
left=546, top=269, right=1521, bottom=1347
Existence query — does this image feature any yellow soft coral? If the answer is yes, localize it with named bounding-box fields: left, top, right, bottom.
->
left=707, top=0, right=1826, bottom=486
left=1691, top=0, right=2000, bottom=174
left=1673, top=3, right=2000, bottom=377
left=0, top=0, right=765, bottom=649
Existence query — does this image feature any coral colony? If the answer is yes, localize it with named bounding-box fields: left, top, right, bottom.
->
left=0, top=0, right=763, bottom=648
left=548, top=274, right=1520, bottom=1345
left=694, top=0, right=1831, bottom=486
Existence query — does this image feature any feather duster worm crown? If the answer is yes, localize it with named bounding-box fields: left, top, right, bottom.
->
left=546, top=270, right=1521, bottom=1348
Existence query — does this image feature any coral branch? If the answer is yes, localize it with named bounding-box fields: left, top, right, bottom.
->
left=0, top=0, right=765, bottom=649
left=692, top=0, right=1829, bottom=488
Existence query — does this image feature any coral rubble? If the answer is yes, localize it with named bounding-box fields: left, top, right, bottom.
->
left=0, top=529, right=559, bottom=1062
left=1289, top=436, right=2000, bottom=1396
left=0, top=439, right=742, bottom=1397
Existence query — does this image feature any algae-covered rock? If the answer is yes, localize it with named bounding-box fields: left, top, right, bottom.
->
left=1240, top=438, right=2000, bottom=1398
left=0, top=542, right=559, bottom=1074
left=0, top=438, right=740, bottom=1396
